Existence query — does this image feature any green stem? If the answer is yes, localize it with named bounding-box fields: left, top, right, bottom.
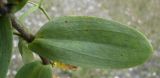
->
left=28, top=1, right=51, bottom=21
left=39, top=6, right=51, bottom=21
left=28, top=1, right=38, bottom=6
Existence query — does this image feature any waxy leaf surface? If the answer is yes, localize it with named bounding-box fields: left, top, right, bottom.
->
left=29, top=16, right=153, bottom=69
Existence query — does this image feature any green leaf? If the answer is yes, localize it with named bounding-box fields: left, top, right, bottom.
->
left=29, top=16, right=153, bottom=69
left=18, top=38, right=34, bottom=64
left=38, top=64, right=52, bottom=78
left=15, top=61, right=52, bottom=78
left=15, top=61, right=42, bottom=78
left=8, top=0, right=28, bottom=13
left=0, top=15, right=13, bottom=78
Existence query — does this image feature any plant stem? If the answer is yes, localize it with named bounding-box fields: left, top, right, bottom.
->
left=39, top=6, right=51, bottom=21
left=28, top=1, right=38, bottom=6
left=10, top=15, right=50, bottom=65
left=28, top=1, right=51, bottom=21
left=10, top=15, right=34, bottom=43
left=40, top=56, right=51, bottom=65
left=13, top=32, right=22, bottom=37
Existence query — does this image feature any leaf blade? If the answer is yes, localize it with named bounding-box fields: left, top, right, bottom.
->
left=29, top=16, right=153, bottom=69
left=15, top=61, right=42, bottom=78
left=15, top=61, right=52, bottom=78
left=0, top=15, right=13, bottom=78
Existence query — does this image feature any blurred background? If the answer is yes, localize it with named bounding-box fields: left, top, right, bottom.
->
left=8, top=0, right=160, bottom=78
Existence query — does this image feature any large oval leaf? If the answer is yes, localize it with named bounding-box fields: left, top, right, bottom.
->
left=0, top=15, right=13, bottom=78
left=29, top=16, right=153, bottom=69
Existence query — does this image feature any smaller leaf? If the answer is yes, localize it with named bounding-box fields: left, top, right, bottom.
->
left=15, top=61, right=52, bottom=78
left=15, top=61, right=42, bottom=78
left=38, top=64, right=53, bottom=78
left=18, top=38, right=34, bottom=64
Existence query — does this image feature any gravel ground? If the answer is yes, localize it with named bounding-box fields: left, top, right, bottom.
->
left=8, top=0, right=160, bottom=78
